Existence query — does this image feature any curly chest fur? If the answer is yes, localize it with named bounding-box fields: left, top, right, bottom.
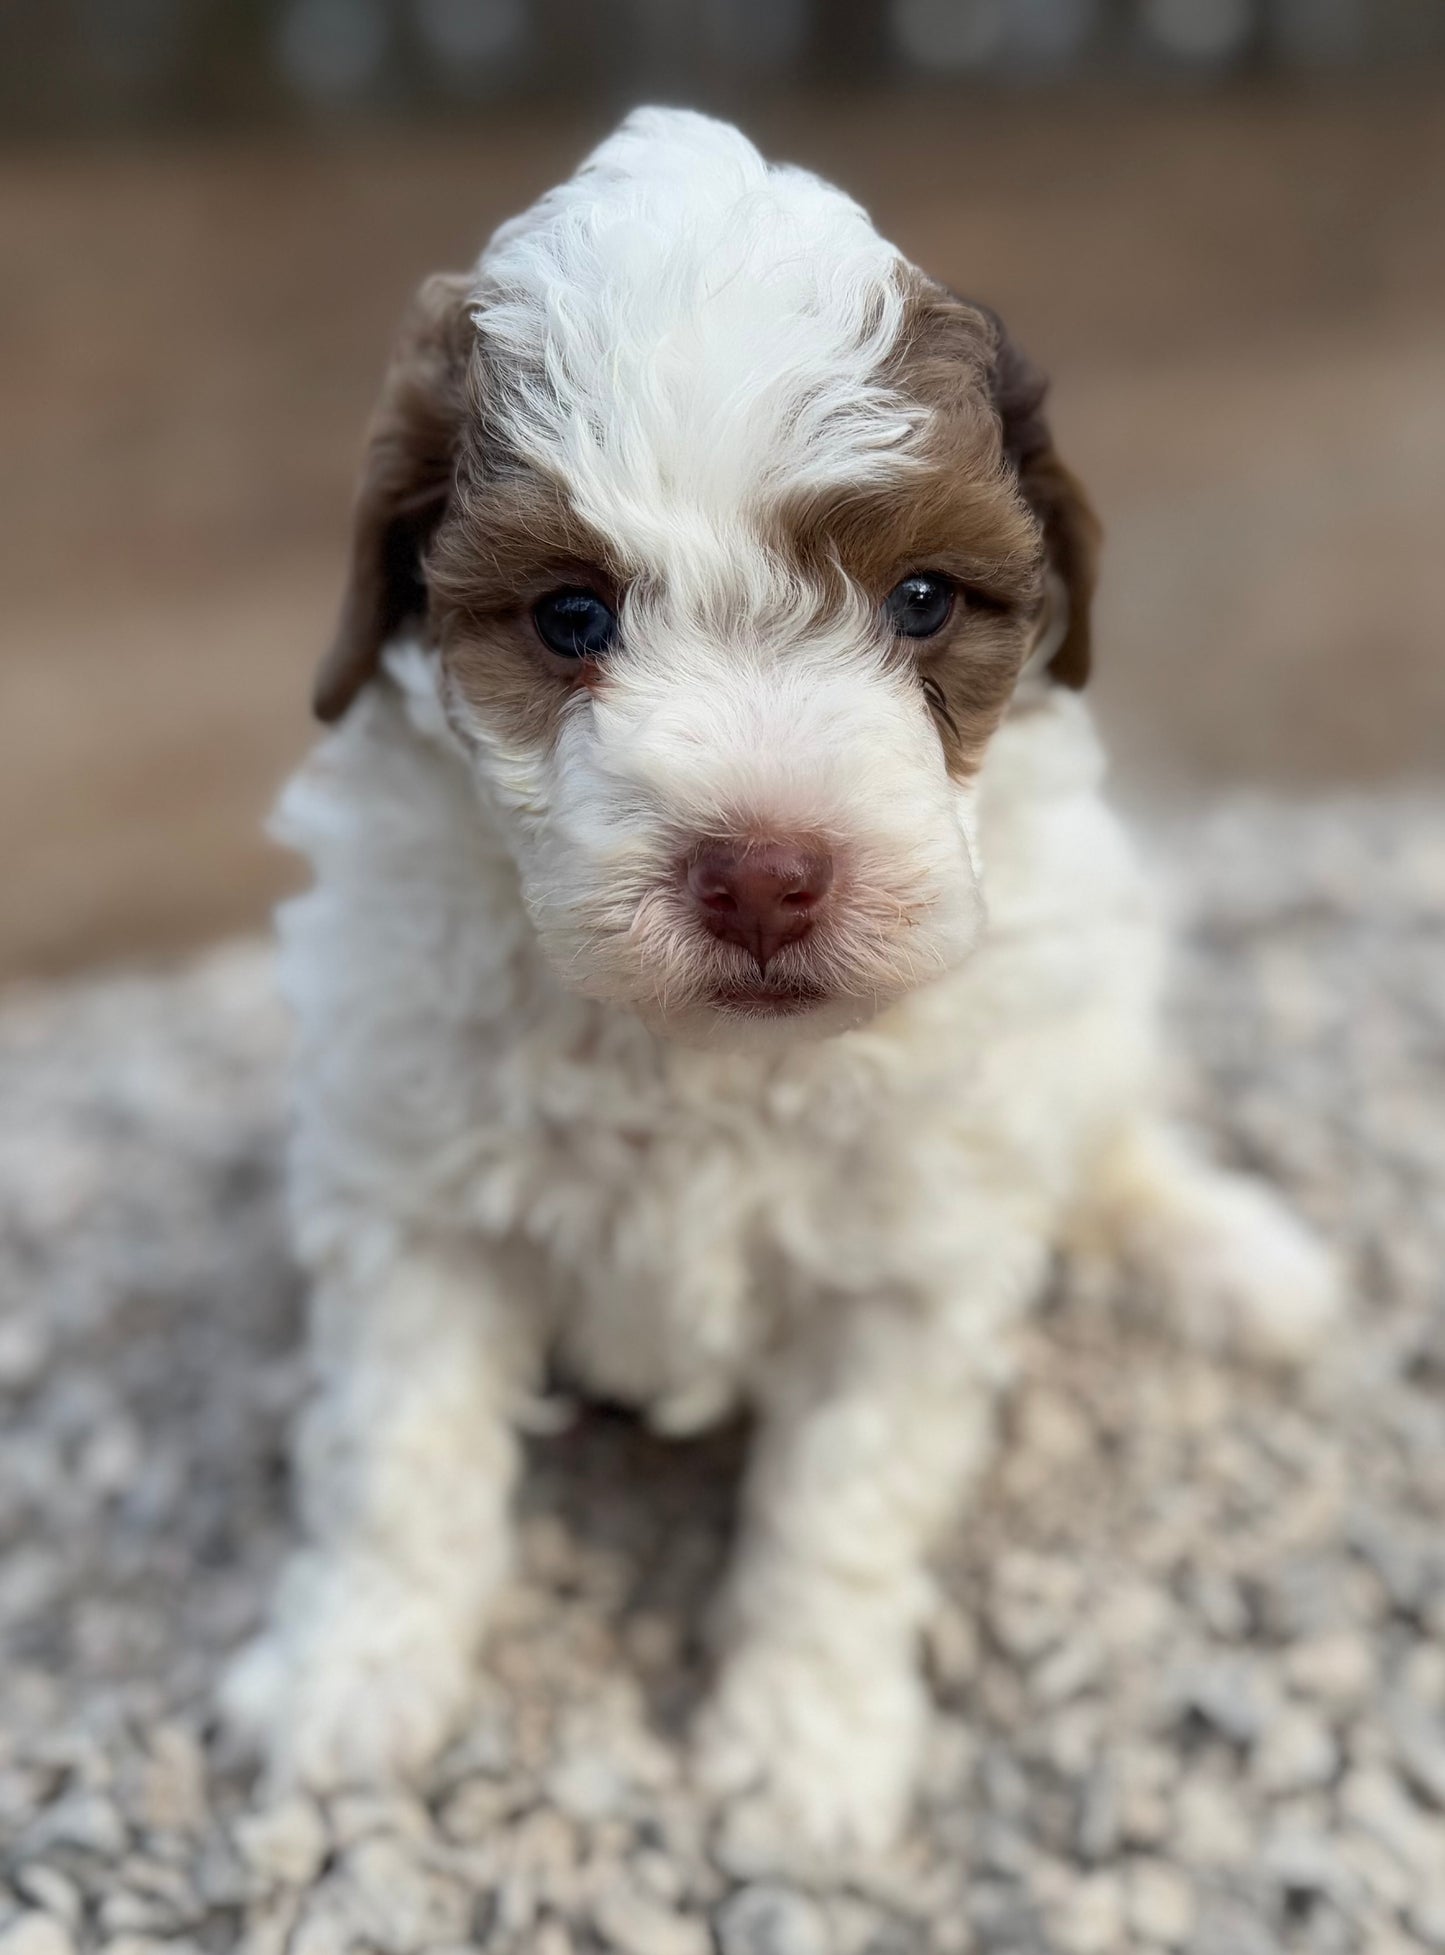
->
left=452, top=1005, right=976, bottom=1422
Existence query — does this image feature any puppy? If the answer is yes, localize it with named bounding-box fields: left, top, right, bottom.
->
left=225, top=108, right=1338, bottom=1855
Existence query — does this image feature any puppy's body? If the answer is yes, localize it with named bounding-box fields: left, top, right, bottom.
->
left=282, top=649, right=1150, bottom=1412
left=229, top=110, right=1337, bottom=1854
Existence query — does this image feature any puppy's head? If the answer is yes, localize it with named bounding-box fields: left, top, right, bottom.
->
left=315, top=110, right=1098, bottom=1044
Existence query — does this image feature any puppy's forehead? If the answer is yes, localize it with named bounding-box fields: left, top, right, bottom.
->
left=470, top=109, right=925, bottom=586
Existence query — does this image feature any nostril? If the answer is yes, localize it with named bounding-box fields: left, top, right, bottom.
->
left=779, top=854, right=834, bottom=912
left=687, top=860, right=740, bottom=914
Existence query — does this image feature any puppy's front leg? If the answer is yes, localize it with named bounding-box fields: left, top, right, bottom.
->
left=696, top=1240, right=1046, bottom=1860
left=224, top=1237, right=539, bottom=1791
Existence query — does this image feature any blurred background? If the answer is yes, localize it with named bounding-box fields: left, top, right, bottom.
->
left=2, top=0, right=1442, bottom=979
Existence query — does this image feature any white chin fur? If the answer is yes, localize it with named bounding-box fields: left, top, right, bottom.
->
left=627, top=983, right=911, bottom=1052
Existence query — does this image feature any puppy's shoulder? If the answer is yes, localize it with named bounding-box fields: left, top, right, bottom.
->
left=272, top=647, right=533, bottom=1047
left=273, top=646, right=484, bottom=877
left=975, top=691, right=1150, bottom=933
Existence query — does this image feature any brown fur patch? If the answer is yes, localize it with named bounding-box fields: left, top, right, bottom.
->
left=919, top=278, right=1103, bottom=691
left=313, top=273, right=476, bottom=723
left=771, top=278, right=1050, bottom=778
left=429, top=423, right=624, bottom=755
left=312, top=275, right=618, bottom=747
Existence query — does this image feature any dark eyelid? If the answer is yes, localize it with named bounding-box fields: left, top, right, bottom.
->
left=530, top=565, right=620, bottom=605
left=957, top=581, right=1014, bottom=615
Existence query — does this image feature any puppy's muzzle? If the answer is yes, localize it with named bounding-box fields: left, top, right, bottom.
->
left=686, top=843, right=835, bottom=975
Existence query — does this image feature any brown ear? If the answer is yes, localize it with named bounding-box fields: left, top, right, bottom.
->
left=984, top=313, right=1101, bottom=689
left=313, top=272, right=475, bottom=723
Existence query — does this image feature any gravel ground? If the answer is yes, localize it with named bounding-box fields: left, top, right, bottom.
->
left=1, top=793, right=1444, bottom=1955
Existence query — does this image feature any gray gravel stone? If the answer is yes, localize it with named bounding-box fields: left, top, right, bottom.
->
left=592, top=1887, right=711, bottom=1955
left=0, top=1920, right=76, bottom=1955
left=1170, top=1656, right=1276, bottom=1747
left=1187, top=1895, right=1282, bottom=1955
left=1410, top=1892, right=1445, bottom=1952
left=1251, top=1707, right=1339, bottom=1796
left=716, top=1884, right=831, bottom=1955
left=1285, top=1632, right=1377, bottom=1710
left=1390, top=1699, right=1445, bottom=1812
left=1051, top=1869, right=1124, bottom=1955
left=1123, top=1858, right=1195, bottom=1948
left=9, top=1876, right=78, bottom=1935
left=341, top=1836, right=472, bottom=1951
left=232, top=1797, right=329, bottom=1889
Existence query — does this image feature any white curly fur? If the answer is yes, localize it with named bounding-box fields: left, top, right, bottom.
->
left=225, top=110, right=1339, bottom=1858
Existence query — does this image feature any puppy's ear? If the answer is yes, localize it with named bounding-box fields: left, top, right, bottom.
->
left=984, top=314, right=1101, bottom=689
left=313, top=272, right=475, bottom=723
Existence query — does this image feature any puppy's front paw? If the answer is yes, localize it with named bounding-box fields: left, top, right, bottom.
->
left=693, top=1638, right=926, bottom=1865
left=221, top=1554, right=475, bottom=1792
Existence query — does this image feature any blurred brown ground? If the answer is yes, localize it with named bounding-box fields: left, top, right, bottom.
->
left=2, top=82, right=1443, bottom=979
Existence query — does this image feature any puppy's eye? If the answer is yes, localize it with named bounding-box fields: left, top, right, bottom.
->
left=884, top=573, right=954, bottom=639
left=533, top=588, right=618, bottom=659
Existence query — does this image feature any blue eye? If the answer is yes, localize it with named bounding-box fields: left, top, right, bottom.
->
left=884, top=573, right=954, bottom=639
left=533, top=588, right=618, bottom=659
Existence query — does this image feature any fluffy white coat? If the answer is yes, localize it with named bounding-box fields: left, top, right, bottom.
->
left=224, top=110, right=1339, bottom=1857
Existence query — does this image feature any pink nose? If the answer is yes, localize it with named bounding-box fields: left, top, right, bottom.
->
left=687, top=844, right=835, bottom=973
